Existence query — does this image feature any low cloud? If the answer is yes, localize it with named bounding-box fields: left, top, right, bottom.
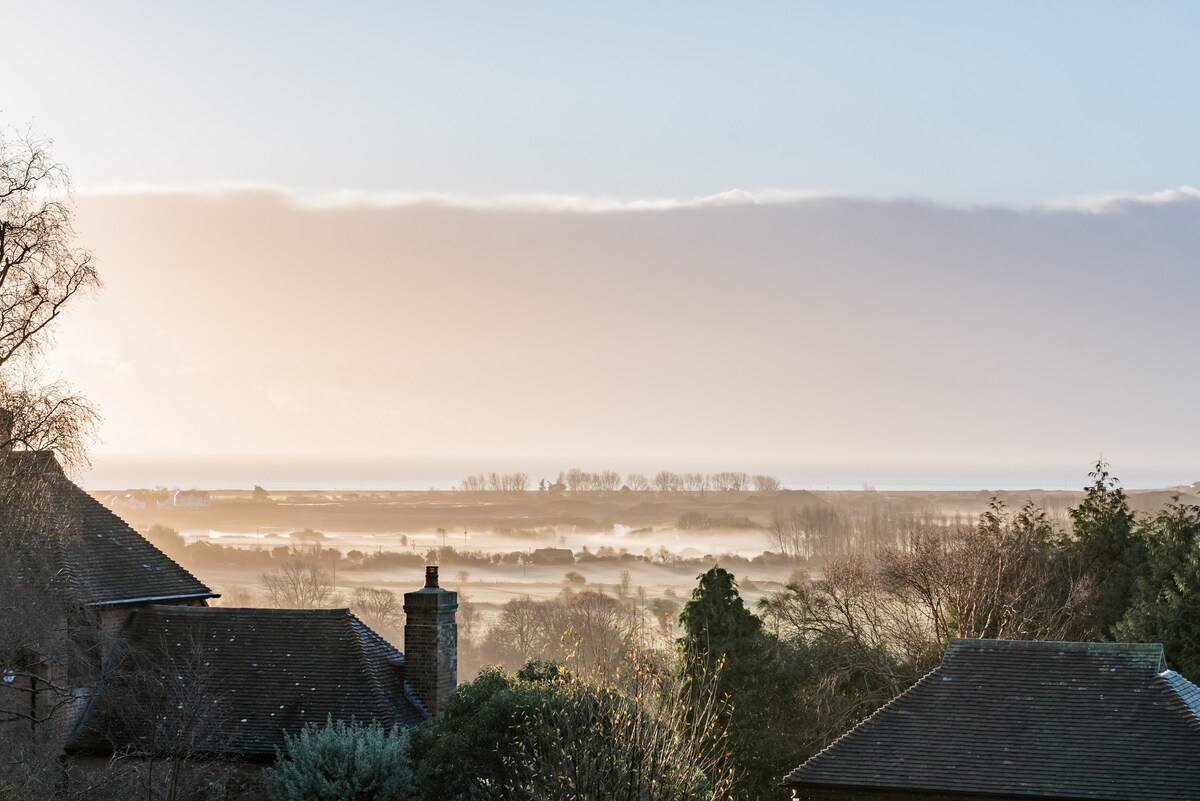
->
left=1047, top=185, right=1200, bottom=213
left=74, top=182, right=1200, bottom=216
left=56, top=186, right=1200, bottom=483
left=75, top=183, right=820, bottom=213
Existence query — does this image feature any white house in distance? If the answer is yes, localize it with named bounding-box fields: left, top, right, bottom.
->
left=162, top=489, right=212, bottom=508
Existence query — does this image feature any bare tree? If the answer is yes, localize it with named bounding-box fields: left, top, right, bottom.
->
left=0, top=130, right=100, bottom=370
left=501, top=472, right=529, bottom=492
left=213, top=584, right=259, bottom=607
left=880, top=501, right=1090, bottom=643
left=0, top=128, right=108, bottom=795
left=482, top=590, right=646, bottom=681
left=751, top=474, right=781, bottom=492
left=485, top=598, right=551, bottom=665
left=625, top=473, right=651, bottom=492
left=0, top=130, right=100, bottom=472
left=768, top=505, right=849, bottom=561
left=767, top=507, right=807, bottom=560
left=596, top=470, right=622, bottom=492
left=459, top=473, right=487, bottom=492
left=756, top=500, right=1094, bottom=751
left=260, top=548, right=342, bottom=608
left=615, top=570, right=632, bottom=600
left=653, top=471, right=681, bottom=493
left=93, top=631, right=237, bottom=801
left=557, top=591, right=641, bottom=678
left=350, top=587, right=403, bottom=634
left=565, top=468, right=587, bottom=493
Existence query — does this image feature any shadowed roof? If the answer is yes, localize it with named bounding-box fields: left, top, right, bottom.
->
left=0, top=450, right=214, bottom=606
left=784, top=637, right=1200, bottom=801
left=67, top=605, right=428, bottom=758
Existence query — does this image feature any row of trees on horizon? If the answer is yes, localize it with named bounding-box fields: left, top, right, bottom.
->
left=459, top=469, right=784, bottom=493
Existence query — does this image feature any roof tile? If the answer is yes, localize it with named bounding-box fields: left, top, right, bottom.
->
left=1, top=451, right=214, bottom=605
left=68, top=605, right=427, bottom=757
left=784, top=637, right=1200, bottom=800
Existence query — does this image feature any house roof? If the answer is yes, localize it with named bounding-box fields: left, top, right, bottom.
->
left=67, top=605, right=428, bottom=758
left=0, top=450, right=214, bottom=606
left=784, top=637, right=1200, bottom=801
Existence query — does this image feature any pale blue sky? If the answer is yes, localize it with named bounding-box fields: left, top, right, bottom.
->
left=6, top=1, right=1198, bottom=203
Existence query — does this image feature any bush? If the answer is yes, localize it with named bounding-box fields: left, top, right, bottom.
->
left=266, top=718, right=415, bottom=801
left=409, top=662, right=729, bottom=801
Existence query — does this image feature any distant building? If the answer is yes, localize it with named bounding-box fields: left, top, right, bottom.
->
left=530, top=547, right=575, bottom=565
left=783, top=637, right=1200, bottom=801
left=106, top=492, right=147, bottom=509
left=172, top=489, right=211, bottom=507
left=156, top=488, right=211, bottom=508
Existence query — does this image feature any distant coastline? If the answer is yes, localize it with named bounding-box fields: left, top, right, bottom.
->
left=81, top=454, right=1198, bottom=494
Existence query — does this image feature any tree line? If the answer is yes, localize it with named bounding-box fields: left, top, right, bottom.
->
left=459, top=469, right=783, bottom=493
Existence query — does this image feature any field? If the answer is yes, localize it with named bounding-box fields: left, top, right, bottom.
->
left=99, top=483, right=1200, bottom=620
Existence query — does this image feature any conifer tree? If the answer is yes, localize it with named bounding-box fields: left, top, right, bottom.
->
left=1070, top=459, right=1141, bottom=635
left=1114, top=501, right=1200, bottom=679
left=677, top=567, right=793, bottom=799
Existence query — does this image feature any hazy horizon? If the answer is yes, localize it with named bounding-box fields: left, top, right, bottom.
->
left=81, top=453, right=1198, bottom=493
left=46, top=188, right=1200, bottom=482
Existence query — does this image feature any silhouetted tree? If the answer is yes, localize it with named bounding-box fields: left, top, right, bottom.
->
left=410, top=662, right=731, bottom=801
left=1070, top=459, right=1142, bottom=635
left=0, top=126, right=103, bottom=794
left=1114, top=500, right=1200, bottom=678
left=677, top=567, right=792, bottom=799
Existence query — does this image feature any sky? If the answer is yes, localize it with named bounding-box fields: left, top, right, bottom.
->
left=3, top=2, right=1199, bottom=488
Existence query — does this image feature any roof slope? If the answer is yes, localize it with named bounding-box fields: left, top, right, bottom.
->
left=68, top=605, right=428, bottom=757
left=784, top=638, right=1200, bottom=801
left=0, top=450, right=214, bottom=605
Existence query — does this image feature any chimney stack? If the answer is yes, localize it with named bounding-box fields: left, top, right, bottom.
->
left=403, top=565, right=457, bottom=717
left=0, top=409, right=13, bottom=450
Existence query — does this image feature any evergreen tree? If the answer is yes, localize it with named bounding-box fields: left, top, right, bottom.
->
left=1070, top=459, right=1141, bottom=635
left=266, top=718, right=416, bottom=801
left=678, top=567, right=762, bottom=689
left=1114, top=500, right=1200, bottom=680
left=409, top=662, right=728, bottom=801
left=677, top=566, right=793, bottom=799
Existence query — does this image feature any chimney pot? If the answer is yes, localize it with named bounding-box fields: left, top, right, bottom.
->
left=425, top=565, right=439, bottom=588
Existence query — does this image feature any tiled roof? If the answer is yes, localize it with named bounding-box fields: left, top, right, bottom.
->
left=0, top=450, right=214, bottom=606
left=784, top=638, right=1200, bottom=800
left=68, top=605, right=428, bottom=757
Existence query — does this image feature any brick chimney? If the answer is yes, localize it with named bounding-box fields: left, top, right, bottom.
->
left=403, top=565, right=457, bottom=716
